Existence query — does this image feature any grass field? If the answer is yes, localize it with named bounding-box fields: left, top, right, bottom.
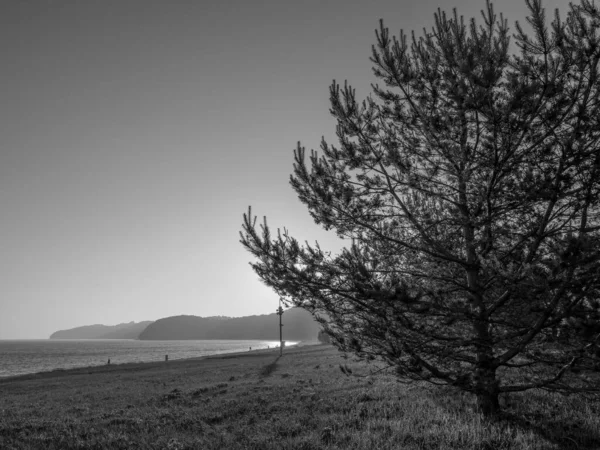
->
left=1, top=343, right=600, bottom=449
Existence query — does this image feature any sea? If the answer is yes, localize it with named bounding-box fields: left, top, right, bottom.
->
left=0, top=339, right=292, bottom=379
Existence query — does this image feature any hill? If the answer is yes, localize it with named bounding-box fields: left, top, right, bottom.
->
left=138, top=308, right=321, bottom=341
left=49, top=321, right=153, bottom=339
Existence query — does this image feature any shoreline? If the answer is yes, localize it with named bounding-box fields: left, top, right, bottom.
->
left=0, top=340, right=320, bottom=383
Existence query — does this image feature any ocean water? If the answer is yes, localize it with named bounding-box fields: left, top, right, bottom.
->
left=0, top=339, right=291, bottom=379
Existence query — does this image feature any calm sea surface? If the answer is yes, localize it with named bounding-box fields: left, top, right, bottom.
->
left=0, top=339, right=290, bottom=378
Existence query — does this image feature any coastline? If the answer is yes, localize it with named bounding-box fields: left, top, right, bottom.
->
left=0, top=340, right=318, bottom=383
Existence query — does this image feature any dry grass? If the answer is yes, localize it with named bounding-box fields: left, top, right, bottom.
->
left=1, top=344, right=599, bottom=449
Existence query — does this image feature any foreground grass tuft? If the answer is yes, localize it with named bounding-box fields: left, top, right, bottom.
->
left=1, top=345, right=599, bottom=449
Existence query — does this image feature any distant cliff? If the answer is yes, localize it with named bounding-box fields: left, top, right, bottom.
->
left=49, top=321, right=153, bottom=339
left=138, top=308, right=321, bottom=341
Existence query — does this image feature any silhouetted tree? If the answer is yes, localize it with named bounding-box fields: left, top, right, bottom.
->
left=241, top=0, right=600, bottom=416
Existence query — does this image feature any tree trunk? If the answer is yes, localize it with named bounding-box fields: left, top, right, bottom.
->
left=476, top=389, right=500, bottom=417
left=475, top=366, right=500, bottom=417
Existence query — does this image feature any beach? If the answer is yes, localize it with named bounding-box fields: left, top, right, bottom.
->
left=1, top=344, right=599, bottom=449
left=0, top=339, right=291, bottom=379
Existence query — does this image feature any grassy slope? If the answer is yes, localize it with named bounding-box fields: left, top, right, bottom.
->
left=1, top=344, right=599, bottom=449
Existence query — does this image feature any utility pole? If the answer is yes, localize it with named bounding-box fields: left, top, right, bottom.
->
left=277, top=298, right=284, bottom=356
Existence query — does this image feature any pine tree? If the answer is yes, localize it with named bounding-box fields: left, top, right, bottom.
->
left=240, top=0, right=600, bottom=416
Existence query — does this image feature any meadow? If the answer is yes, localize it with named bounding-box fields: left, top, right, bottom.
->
left=1, top=344, right=599, bottom=449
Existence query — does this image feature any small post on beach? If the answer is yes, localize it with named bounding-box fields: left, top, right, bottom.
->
left=107, top=358, right=110, bottom=365
left=165, top=355, right=168, bottom=362
left=277, top=298, right=284, bottom=356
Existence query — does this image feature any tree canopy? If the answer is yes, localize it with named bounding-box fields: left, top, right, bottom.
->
left=240, top=0, right=600, bottom=416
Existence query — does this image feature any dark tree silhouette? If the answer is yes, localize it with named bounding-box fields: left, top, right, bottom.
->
left=241, top=0, right=600, bottom=416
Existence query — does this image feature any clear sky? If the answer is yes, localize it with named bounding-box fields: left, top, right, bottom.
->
left=0, top=0, right=569, bottom=338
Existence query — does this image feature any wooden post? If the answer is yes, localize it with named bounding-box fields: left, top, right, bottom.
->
left=165, top=355, right=168, bottom=362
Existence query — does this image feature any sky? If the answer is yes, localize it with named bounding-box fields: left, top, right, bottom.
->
left=0, top=0, right=570, bottom=338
